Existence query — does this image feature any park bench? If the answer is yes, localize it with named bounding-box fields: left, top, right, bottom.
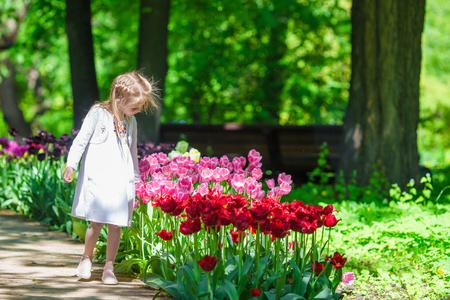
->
left=159, top=124, right=343, bottom=184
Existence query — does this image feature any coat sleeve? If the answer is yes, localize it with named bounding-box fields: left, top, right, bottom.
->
left=130, top=116, right=141, bottom=182
left=66, top=107, right=99, bottom=171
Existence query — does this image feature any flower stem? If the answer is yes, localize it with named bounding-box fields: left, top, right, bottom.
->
left=255, top=222, right=261, bottom=288
left=140, top=203, right=145, bottom=260
left=207, top=272, right=212, bottom=300
left=327, top=227, right=331, bottom=256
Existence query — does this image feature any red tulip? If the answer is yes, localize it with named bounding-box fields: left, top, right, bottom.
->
left=230, top=229, right=246, bottom=243
left=324, top=214, right=341, bottom=227
left=202, top=211, right=219, bottom=227
left=270, top=217, right=290, bottom=239
left=180, top=218, right=202, bottom=235
left=155, top=229, right=174, bottom=241
left=233, top=209, right=251, bottom=231
left=322, top=204, right=334, bottom=215
left=311, top=260, right=324, bottom=276
left=197, top=255, right=219, bottom=272
left=159, top=195, right=179, bottom=214
left=251, top=288, right=261, bottom=296
left=326, top=252, right=347, bottom=269
left=300, top=220, right=317, bottom=234
left=250, top=201, right=271, bottom=221
left=218, top=208, right=232, bottom=226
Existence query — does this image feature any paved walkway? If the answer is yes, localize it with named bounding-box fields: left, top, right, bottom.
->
left=0, top=210, right=162, bottom=299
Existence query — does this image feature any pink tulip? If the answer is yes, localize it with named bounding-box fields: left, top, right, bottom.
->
left=279, top=182, right=292, bottom=195
left=278, top=172, right=293, bottom=185
left=139, top=159, right=150, bottom=174
left=201, top=168, right=213, bottom=182
left=195, top=183, right=209, bottom=196
left=177, top=177, right=193, bottom=193
left=231, top=173, right=245, bottom=193
left=212, top=185, right=223, bottom=194
left=342, top=272, right=355, bottom=286
left=200, top=157, right=211, bottom=168
left=251, top=168, right=263, bottom=180
left=156, top=152, right=170, bottom=165
left=244, top=177, right=257, bottom=194
left=267, top=187, right=280, bottom=199
left=232, top=156, right=246, bottom=170
left=161, top=165, right=173, bottom=177
left=219, top=155, right=230, bottom=166
left=210, top=157, right=219, bottom=169
left=147, top=156, right=160, bottom=170
left=266, top=179, right=275, bottom=189
left=248, top=149, right=262, bottom=164
left=134, top=198, right=140, bottom=209
left=176, top=167, right=188, bottom=179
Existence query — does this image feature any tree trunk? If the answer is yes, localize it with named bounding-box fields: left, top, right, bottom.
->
left=136, top=0, right=170, bottom=143
left=0, top=3, right=31, bottom=137
left=0, top=59, right=32, bottom=137
left=66, top=0, right=99, bottom=130
left=258, top=1, right=288, bottom=124
left=340, top=0, right=425, bottom=188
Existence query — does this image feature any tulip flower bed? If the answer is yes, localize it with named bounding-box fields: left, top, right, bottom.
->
left=126, top=146, right=349, bottom=299
left=2, top=130, right=448, bottom=299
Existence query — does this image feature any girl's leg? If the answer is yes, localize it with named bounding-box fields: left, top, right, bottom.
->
left=84, top=221, right=105, bottom=258
left=76, top=221, right=104, bottom=279
left=102, top=224, right=121, bottom=285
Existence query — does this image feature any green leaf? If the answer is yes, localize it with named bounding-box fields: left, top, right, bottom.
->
left=222, top=279, right=239, bottom=300
left=276, top=270, right=287, bottom=299
left=237, top=274, right=250, bottom=295
left=313, top=288, right=332, bottom=300
left=212, top=258, right=223, bottom=288
left=179, top=265, right=198, bottom=295
left=289, top=260, right=301, bottom=294
left=300, top=272, right=312, bottom=296
left=280, top=294, right=307, bottom=300
left=257, top=252, right=271, bottom=281
left=142, top=273, right=181, bottom=300
left=241, top=255, right=253, bottom=277
left=264, top=289, right=278, bottom=300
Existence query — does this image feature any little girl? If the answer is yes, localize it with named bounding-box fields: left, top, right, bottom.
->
left=63, top=71, right=158, bottom=285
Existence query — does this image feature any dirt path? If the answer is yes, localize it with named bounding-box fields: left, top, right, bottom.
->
left=0, top=210, right=161, bottom=299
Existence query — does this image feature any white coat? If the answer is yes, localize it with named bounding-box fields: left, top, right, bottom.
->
left=66, top=105, right=140, bottom=227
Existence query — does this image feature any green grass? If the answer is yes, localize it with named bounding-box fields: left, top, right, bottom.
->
left=331, top=201, right=450, bottom=299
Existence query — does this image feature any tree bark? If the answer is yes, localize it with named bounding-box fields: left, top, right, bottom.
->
left=136, top=0, right=170, bottom=143
left=0, top=3, right=32, bottom=137
left=0, top=59, right=32, bottom=137
left=258, top=1, right=288, bottom=124
left=66, top=0, right=99, bottom=130
left=340, top=0, right=425, bottom=188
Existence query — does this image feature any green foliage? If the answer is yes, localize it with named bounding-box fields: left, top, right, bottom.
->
left=332, top=201, right=450, bottom=299
left=0, top=154, right=78, bottom=235
left=286, top=144, right=448, bottom=208
left=2, top=0, right=449, bottom=172
left=418, top=0, right=450, bottom=167
left=164, top=0, right=351, bottom=125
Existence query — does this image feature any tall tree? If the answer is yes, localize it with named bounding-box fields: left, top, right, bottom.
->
left=66, top=0, right=99, bottom=129
left=136, top=0, right=170, bottom=143
left=257, top=0, right=289, bottom=123
left=0, top=2, right=32, bottom=136
left=340, top=0, right=425, bottom=188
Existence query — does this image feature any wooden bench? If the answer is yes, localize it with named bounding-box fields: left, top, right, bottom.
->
left=159, top=124, right=343, bottom=184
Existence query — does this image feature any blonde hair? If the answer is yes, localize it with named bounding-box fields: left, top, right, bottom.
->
left=97, top=71, right=159, bottom=128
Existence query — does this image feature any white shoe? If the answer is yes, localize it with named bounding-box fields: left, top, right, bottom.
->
left=76, top=255, right=92, bottom=279
left=102, top=262, right=118, bottom=285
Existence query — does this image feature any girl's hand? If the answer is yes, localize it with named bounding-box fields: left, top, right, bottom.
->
left=63, top=166, right=76, bottom=183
